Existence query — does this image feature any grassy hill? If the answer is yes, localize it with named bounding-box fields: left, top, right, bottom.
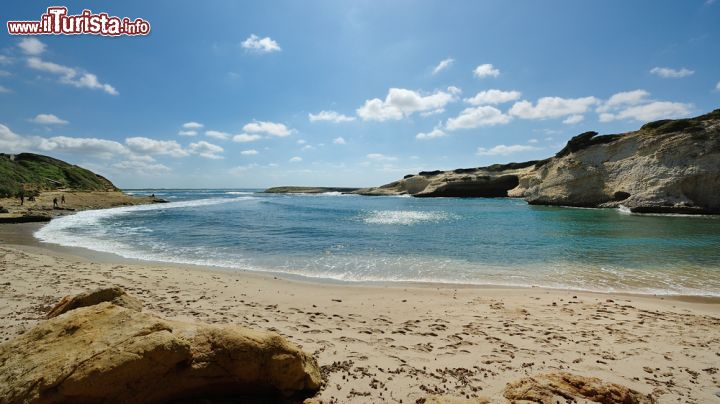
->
left=0, top=153, right=117, bottom=197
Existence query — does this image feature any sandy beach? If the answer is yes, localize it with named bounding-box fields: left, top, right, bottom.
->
left=1, top=222, right=718, bottom=403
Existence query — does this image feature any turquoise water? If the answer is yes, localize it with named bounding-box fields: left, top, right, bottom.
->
left=35, top=189, right=720, bottom=296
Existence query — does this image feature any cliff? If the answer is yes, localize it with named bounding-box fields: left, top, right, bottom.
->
left=355, top=109, right=720, bottom=214
left=0, top=152, right=117, bottom=197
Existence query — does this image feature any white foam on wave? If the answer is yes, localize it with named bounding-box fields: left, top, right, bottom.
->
left=35, top=196, right=255, bottom=250
left=363, top=210, right=453, bottom=225
left=225, top=191, right=255, bottom=195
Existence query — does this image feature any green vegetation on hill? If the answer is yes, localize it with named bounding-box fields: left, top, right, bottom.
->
left=0, top=153, right=117, bottom=197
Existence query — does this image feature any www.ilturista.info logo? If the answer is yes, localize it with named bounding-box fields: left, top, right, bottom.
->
left=7, top=7, right=151, bottom=36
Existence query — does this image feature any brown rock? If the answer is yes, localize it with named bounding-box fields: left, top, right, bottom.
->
left=504, top=372, right=653, bottom=404
left=1, top=302, right=322, bottom=403
left=45, top=286, right=143, bottom=318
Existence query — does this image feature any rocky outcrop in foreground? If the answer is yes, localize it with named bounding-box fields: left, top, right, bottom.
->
left=0, top=288, right=322, bottom=403
left=355, top=109, right=720, bottom=214
left=504, top=372, right=654, bottom=403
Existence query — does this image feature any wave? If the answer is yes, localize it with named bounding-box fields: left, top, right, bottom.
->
left=362, top=210, right=454, bottom=225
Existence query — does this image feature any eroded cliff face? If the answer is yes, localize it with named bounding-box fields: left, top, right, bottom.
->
left=355, top=109, right=720, bottom=214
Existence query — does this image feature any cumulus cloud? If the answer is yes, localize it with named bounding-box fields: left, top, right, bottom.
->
left=182, top=122, right=203, bottom=129
left=113, top=155, right=170, bottom=174
left=599, top=101, right=692, bottom=122
left=562, top=114, right=584, bottom=125
left=473, top=64, right=500, bottom=78
left=366, top=153, right=397, bottom=161
left=187, top=141, right=224, bottom=160
left=464, top=89, right=521, bottom=106
left=308, top=110, right=356, bottom=123
left=241, top=149, right=258, bottom=156
left=416, top=127, right=447, bottom=140
left=445, top=106, right=511, bottom=130
left=232, top=133, right=263, bottom=142
left=243, top=121, right=291, bottom=137
left=39, top=136, right=127, bottom=159
left=177, top=130, right=197, bottom=136
left=205, top=130, right=231, bottom=140
left=333, top=137, right=346, bottom=145
left=241, top=34, right=281, bottom=53
left=30, top=113, right=68, bottom=125
left=27, top=57, right=118, bottom=95
left=596, top=90, right=692, bottom=122
left=716, top=81, right=720, bottom=91
left=125, top=137, right=189, bottom=157
left=18, top=38, right=46, bottom=55
left=596, top=89, right=650, bottom=113
left=509, top=96, right=598, bottom=120
left=476, top=144, right=539, bottom=156
left=650, top=67, right=694, bottom=78
left=289, top=156, right=302, bottom=163
left=432, top=58, right=454, bottom=75
left=357, top=87, right=457, bottom=121
left=0, top=124, right=34, bottom=152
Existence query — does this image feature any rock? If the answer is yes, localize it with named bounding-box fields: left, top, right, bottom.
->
left=354, top=109, right=720, bottom=214
left=503, top=372, right=653, bottom=404
left=416, top=396, right=489, bottom=403
left=45, top=286, right=142, bottom=318
left=0, top=302, right=322, bottom=403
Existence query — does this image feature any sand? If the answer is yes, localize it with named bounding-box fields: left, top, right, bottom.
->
left=0, top=223, right=719, bottom=403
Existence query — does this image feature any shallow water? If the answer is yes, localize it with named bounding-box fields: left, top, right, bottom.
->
left=35, top=189, right=720, bottom=296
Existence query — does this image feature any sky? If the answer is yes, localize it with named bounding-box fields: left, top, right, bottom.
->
left=1, top=1, right=718, bottom=189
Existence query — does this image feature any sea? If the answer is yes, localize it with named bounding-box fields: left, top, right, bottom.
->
left=34, top=189, right=720, bottom=296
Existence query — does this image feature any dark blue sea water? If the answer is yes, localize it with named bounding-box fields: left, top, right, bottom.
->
left=35, top=189, right=720, bottom=296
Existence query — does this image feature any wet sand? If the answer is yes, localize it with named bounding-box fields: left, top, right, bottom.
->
left=0, top=223, right=718, bottom=403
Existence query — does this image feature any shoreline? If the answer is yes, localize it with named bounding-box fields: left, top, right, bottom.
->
left=1, top=220, right=719, bottom=402
left=7, top=219, right=720, bottom=303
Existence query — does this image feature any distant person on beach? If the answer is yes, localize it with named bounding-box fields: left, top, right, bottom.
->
left=19, top=191, right=24, bottom=206
left=61, top=194, right=66, bottom=205
left=53, top=197, right=59, bottom=208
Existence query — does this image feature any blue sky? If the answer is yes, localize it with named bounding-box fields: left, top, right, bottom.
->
left=1, top=1, right=718, bottom=188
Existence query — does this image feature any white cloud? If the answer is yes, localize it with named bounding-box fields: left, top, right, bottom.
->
left=178, top=130, right=197, bottom=136
left=596, top=89, right=650, bottom=113
left=333, top=137, right=346, bottom=145
left=243, top=121, right=291, bottom=137
left=476, top=144, right=539, bottom=156
left=357, top=87, right=457, bottom=121
left=30, top=113, right=68, bottom=125
left=0, top=55, right=11, bottom=65
left=232, top=133, right=262, bottom=142
left=289, top=156, right=303, bottom=163
left=596, top=90, right=692, bottom=122
left=297, top=139, right=307, bottom=144
left=125, top=137, right=188, bottom=157
left=241, top=149, right=258, bottom=156
left=27, top=57, right=118, bottom=95
left=445, top=106, right=511, bottom=130
left=182, top=122, right=203, bottom=129
left=432, top=58, right=454, bottom=75
left=473, top=64, right=500, bottom=78
left=301, top=144, right=315, bottom=151
left=716, top=81, right=720, bottom=91
left=309, top=110, right=356, bottom=123
left=464, top=89, right=521, bottom=106
left=0, top=124, right=33, bottom=152
left=562, top=114, right=584, bottom=125
left=241, top=34, right=281, bottom=53
left=509, top=96, right=598, bottom=120
left=188, top=140, right=224, bottom=159
left=366, top=153, right=397, bottom=161
left=528, top=138, right=539, bottom=144
left=18, top=38, right=46, bottom=55
left=650, top=67, right=694, bottom=78
left=113, top=156, right=170, bottom=174
left=416, top=127, right=447, bottom=140
left=205, top=130, right=231, bottom=140
left=0, top=85, right=10, bottom=93
left=39, top=136, right=127, bottom=159
left=598, top=101, right=692, bottom=122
